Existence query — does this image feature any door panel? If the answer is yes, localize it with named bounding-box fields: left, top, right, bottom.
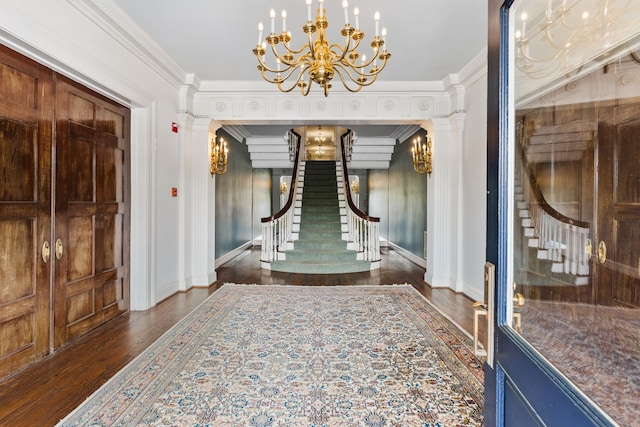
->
left=53, top=76, right=130, bottom=348
left=0, top=46, right=53, bottom=378
left=597, top=109, right=640, bottom=308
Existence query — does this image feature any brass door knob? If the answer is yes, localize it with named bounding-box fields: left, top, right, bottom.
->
left=42, top=241, right=50, bottom=263
left=55, top=238, right=63, bottom=260
left=598, top=241, right=607, bottom=264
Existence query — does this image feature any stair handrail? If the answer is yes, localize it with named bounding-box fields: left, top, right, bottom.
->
left=260, top=130, right=302, bottom=262
left=520, top=146, right=590, bottom=229
left=339, top=130, right=381, bottom=262
left=518, top=134, right=590, bottom=276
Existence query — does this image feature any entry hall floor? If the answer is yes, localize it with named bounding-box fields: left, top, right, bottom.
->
left=0, top=247, right=481, bottom=427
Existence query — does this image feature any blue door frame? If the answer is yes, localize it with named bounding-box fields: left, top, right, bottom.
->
left=485, top=1, right=619, bottom=425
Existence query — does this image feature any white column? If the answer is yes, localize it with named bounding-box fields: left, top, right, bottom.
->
left=424, top=117, right=457, bottom=289
left=129, top=106, right=156, bottom=310
left=187, top=118, right=218, bottom=287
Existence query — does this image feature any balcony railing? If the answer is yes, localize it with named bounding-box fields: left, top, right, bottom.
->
left=339, top=131, right=381, bottom=263
left=260, top=130, right=301, bottom=263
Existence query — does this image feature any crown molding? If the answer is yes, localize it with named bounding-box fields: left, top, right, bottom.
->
left=457, top=46, right=488, bottom=88
left=68, top=0, right=186, bottom=90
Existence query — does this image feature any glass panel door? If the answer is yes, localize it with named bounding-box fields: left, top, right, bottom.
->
left=508, top=0, right=640, bottom=424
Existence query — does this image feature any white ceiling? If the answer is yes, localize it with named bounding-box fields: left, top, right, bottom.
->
left=110, top=0, right=487, bottom=139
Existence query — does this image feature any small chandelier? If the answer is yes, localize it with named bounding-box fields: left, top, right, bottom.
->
left=253, top=0, right=390, bottom=97
left=411, top=133, right=432, bottom=175
left=210, top=137, right=228, bottom=175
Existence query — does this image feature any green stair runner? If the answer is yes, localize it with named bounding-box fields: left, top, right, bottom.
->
left=270, top=160, right=371, bottom=274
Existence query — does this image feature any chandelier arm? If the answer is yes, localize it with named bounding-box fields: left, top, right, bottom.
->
left=350, top=46, right=381, bottom=73
left=517, top=39, right=575, bottom=65
left=300, top=75, right=313, bottom=96
left=257, top=57, right=294, bottom=77
left=280, top=41, right=312, bottom=57
left=339, top=54, right=389, bottom=85
left=330, top=36, right=364, bottom=65
left=542, top=25, right=584, bottom=51
left=276, top=66, right=311, bottom=92
left=334, top=63, right=382, bottom=88
left=260, top=64, right=303, bottom=85
left=331, top=29, right=354, bottom=63
left=278, top=51, right=313, bottom=71
left=332, top=66, right=365, bottom=92
left=267, top=43, right=299, bottom=71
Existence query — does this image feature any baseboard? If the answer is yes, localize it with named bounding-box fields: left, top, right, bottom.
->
left=155, top=280, right=181, bottom=305
left=387, top=241, right=426, bottom=267
left=216, top=241, right=253, bottom=268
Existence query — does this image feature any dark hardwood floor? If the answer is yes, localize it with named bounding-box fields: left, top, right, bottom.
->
left=0, top=247, right=481, bottom=427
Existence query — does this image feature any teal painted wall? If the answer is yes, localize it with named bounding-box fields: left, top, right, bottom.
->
left=368, top=132, right=428, bottom=258
left=215, top=130, right=271, bottom=259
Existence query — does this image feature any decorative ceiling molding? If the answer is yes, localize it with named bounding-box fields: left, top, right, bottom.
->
left=70, top=0, right=186, bottom=89
left=191, top=89, right=451, bottom=124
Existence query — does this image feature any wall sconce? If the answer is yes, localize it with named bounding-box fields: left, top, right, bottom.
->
left=350, top=179, right=360, bottom=194
left=280, top=179, right=288, bottom=195
left=411, top=133, right=432, bottom=175
left=210, top=136, right=229, bottom=175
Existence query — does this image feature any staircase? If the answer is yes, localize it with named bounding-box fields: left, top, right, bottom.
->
left=269, top=161, right=372, bottom=274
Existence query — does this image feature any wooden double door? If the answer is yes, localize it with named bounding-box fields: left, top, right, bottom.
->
left=0, top=46, right=130, bottom=379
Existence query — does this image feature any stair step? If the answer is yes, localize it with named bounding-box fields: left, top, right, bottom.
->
left=294, top=239, right=350, bottom=250
left=285, top=249, right=356, bottom=262
left=269, top=260, right=371, bottom=274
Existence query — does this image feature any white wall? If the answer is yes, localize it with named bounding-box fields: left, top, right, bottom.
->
left=459, top=48, right=488, bottom=303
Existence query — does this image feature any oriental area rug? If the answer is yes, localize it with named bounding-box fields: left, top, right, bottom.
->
left=57, top=284, right=484, bottom=426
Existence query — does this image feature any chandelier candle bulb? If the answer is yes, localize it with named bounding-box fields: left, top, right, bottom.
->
left=354, top=7, right=359, bottom=29
left=306, top=0, right=312, bottom=22
left=258, top=22, right=263, bottom=45
left=270, top=8, right=276, bottom=33
left=319, top=0, right=324, bottom=18
left=374, top=11, right=380, bottom=36
left=282, top=10, right=287, bottom=32
left=381, top=27, right=387, bottom=51
left=343, top=0, right=349, bottom=25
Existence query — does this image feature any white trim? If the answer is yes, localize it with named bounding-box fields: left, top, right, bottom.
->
left=68, top=0, right=185, bottom=90
left=216, top=241, right=254, bottom=269
left=388, top=241, right=426, bottom=267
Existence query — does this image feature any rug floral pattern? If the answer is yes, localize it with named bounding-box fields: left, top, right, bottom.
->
left=58, top=284, right=483, bottom=426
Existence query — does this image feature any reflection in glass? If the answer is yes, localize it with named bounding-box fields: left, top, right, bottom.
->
left=510, top=0, right=640, bottom=424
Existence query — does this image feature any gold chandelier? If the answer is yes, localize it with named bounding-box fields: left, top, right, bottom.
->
left=411, top=133, right=432, bottom=175
left=210, top=137, right=228, bottom=175
left=252, top=0, right=390, bottom=97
